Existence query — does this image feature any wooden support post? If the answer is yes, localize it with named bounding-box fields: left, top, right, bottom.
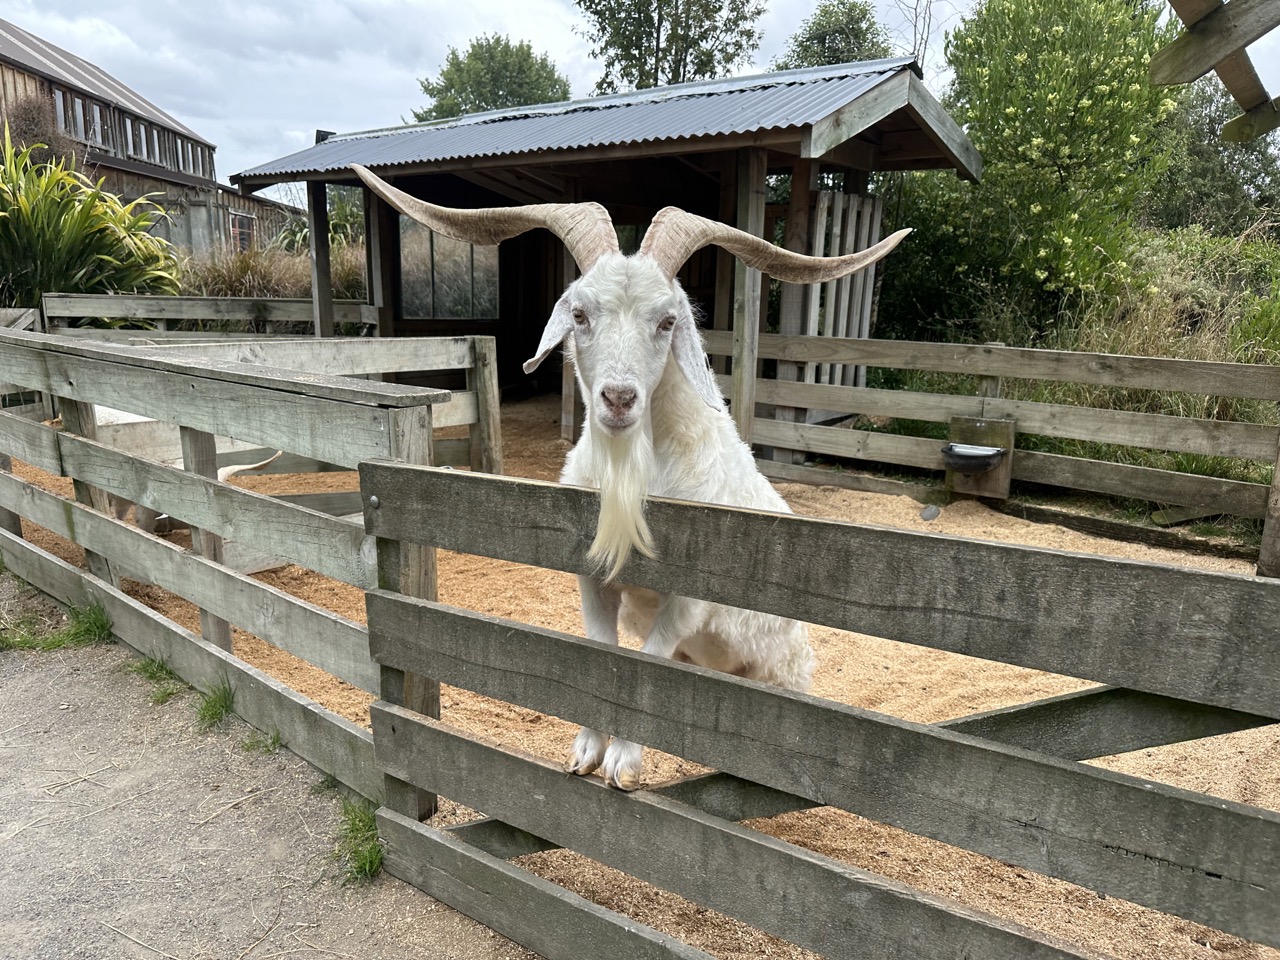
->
left=559, top=245, right=582, bottom=443
left=1256, top=435, right=1280, bottom=577
left=730, top=148, right=766, bottom=442
left=56, top=400, right=119, bottom=588
left=179, top=426, right=233, bottom=651
left=773, top=161, right=816, bottom=465
left=307, top=180, right=335, bottom=338
left=711, top=158, right=736, bottom=377
left=0, top=454, right=21, bottom=538
left=850, top=195, right=883, bottom=388
left=979, top=343, right=1004, bottom=401
left=366, top=192, right=401, bottom=338
left=946, top=416, right=1016, bottom=501
left=379, top=404, right=440, bottom=820
left=468, top=336, right=504, bottom=475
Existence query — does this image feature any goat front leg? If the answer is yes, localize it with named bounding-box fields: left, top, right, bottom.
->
left=599, top=594, right=695, bottom=791
left=565, top=574, right=621, bottom=777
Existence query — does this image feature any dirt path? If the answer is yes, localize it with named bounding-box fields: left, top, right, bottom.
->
left=0, top=573, right=532, bottom=960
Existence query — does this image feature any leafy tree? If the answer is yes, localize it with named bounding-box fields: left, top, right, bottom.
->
left=772, top=0, right=892, bottom=70
left=576, top=0, right=765, bottom=94
left=0, top=94, right=79, bottom=167
left=0, top=126, right=178, bottom=309
left=879, top=0, right=1178, bottom=341
left=412, top=34, right=571, bottom=122
left=1141, top=76, right=1280, bottom=235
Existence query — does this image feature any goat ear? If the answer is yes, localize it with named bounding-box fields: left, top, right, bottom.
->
left=671, top=306, right=725, bottom=410
left=523, top=296, right=576, bottom=374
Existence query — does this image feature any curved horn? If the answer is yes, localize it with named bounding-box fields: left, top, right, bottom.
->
left=640, top=206, right=911, bottom=282
left=351, top=164, right=619, bottom=272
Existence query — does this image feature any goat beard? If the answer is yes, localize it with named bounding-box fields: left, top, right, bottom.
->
left=587, top=420, right=657, bottom=582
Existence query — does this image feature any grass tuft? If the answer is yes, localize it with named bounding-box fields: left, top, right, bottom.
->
left=242, top=729, right=282, bottom=754
left=196, top=679, right=235, bottom=731
left=0, top=602, right=112, bottom=652
left=126, top=656, right=187, bottom=704
left=335, top=797, right=383, bottom=883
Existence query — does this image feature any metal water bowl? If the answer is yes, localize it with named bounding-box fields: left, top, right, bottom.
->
left=941, top=442, right=1007, bottom=476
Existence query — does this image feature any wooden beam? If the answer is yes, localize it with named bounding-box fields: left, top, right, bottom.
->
left=1150, top=0, right=1280, bottom=86
left=1223, top=94, right=1280, bottom=142
left=307, top=180, right=335, bottom=338
left=365, top=191, right=401, bottom=337
left=905, top=73, right=984, bottom=182
left=179, top=426, right=232, bottom=652
left=730, top=147, right=766, bottom=441
left=803, top=71, right=909, bottom=160
left=772, top=159, right=816, bottom=464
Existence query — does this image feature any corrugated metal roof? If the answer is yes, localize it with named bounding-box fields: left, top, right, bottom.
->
left=236, top=58, right=918, bottom=182
left=0, top=17, right=211, bottom=145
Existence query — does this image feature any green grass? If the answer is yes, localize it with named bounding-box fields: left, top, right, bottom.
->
left=0, top=602, right=112, bottom=652
left=335, top=797, right=383, bottom=883
left=242, top=729, right=282, bottom=754
left=126, top=656, right=187, bottom=704
left=196, top=679, right=235, bottom=731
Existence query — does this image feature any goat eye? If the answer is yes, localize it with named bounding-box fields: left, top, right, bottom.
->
left=658, top=314, right=675, bottom=333
left=572, top=308, right=589, bottom=327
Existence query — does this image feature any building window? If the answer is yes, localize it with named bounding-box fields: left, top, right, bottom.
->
left=229, top=213, right=255, bottom=252
left=53, top=89, right=68, bottom=132
left=72, top=97, right=86, bottom=138
left=400, top=217, right=499, bottom=320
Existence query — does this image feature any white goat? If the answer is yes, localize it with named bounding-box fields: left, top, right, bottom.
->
left=353, top=164, right=909, bottom=789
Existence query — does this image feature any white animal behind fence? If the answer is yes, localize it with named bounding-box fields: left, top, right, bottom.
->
left=354, top=163, right=909, bottom=789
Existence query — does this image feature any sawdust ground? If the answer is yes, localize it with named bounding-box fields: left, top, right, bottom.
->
left=9, top=394, right=1278, bottom=960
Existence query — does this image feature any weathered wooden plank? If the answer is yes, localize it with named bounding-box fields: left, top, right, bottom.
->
left=0, top=409, right=62, bottom=473
left=755, top=457, right=945, bottom=502
left=270, top=491, right=364, bottom=517
left=0, top=527, right=381, bottom=801
left=0, top=338, right=400, bottom=469
left=379, top=810, right=714, bottom=960
left=0, top=469, right=379, bottom=693
left=56, top=430, right=373, bottom=587
left=730, top=148, right=766, bottom=440
left=180, top=426, right=232, bottom=651
left=700, top=331, right=1280, bottom=401
left=1222, top=94, right=1280, bottom=142
left=359, top=464, right=1280, bottom=718
left=937, top=686, right=1271, bottom=760
left=1257, top=436, right=1280, bottom=577
left=432, top=391, right=480, bottom=430
left=307, top=180, right=335, bottom=338
left=1150, top=0, right=1280, bottom=85
left=468, top=336, right=503, bottom=474
left=367, top=606, right=1280, bottom=946
left=0, top=329, right=443, bottom=409
left=58, top=398, right=119, bottom=588
left=374, top=706, right=1096, bottom=960
left=141, top=335, right=475, bottom=376
left=1012, top=449, right=1268, bottom=518
left=41, top=293, right=374, bottom=325
left=749, top=377, right=1280, bottom=460
left=750, top=418, right=943, bottom=469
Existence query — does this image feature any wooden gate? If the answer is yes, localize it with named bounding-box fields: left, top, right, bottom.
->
left=359, top=463, right=1279, bottom=960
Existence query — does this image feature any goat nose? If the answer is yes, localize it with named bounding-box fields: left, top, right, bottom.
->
left=601, top=387, right=637, bottom=414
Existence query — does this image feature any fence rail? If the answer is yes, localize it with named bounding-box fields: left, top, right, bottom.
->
left=359, top=462, right=1280, bottom=960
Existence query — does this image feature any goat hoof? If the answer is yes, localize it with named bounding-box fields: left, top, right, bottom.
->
left=610, top=771, right=641, bottom=792
left=566, top=728, right=608, bottom=776
left=565, top=756, right=601, bottom=776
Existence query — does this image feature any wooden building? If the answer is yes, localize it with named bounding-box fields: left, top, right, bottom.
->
left=234, top=59, right=981, bottom=435
left=0, top=16, right=294, bottom=252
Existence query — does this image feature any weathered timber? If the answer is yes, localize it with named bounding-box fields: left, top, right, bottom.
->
left=755, top=457, right=946, bottom=503
left=141, top=336, right=474, bottom=376
left=1257, top=435, right=1280, bottom=577
left=0, top=409, right=62, bottom=472
left=937, top=686, right=1271, bottom=760
left=729, top=148, right=766, bottom=440
left=374, top=706, right=1095, bottom=960
left=57, top=399, right=119, bottom=587
left=180, top=426, right=232, bottom=651
left=0, top=329, right=444, bottom=409
left=41, top=293, right=376, bottom=327
left=0, top=469, right=377, bottom=692
left=366, top=600, right=1280, bottom=945
left=700, top=331, right=1280, bottom=401
left=359, top=464, right=1280, bottom=718
left=1150, top=0, right=1280, bottom=86
left=307, top=180, right=335, bottom=338
left=52, top=426, right=373, bottom=587
left=0, top=527, right=381, bottom=800
left=379, top=810, right=715, bottom=960
left=467, top=336, right=503, bottom=474
left=946, top=416, right=1014, bottom=500
left=0, top=455, right=20, bottom=537
left=750, top=418, right=943, bottom=469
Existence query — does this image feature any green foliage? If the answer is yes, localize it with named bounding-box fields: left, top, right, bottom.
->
left=196, top=679, right=235, bottom=731
left=271, top=186, right=365, bottom=254
left=0, top=126, right=180, bottom=309
left=772, top=0, right=892, bottom=70
left=1140, top=76, right=1280, bottom=235
left=180, top=243, right=366, bottom=304
left=0, top=95, right=80, bottom=167
left=0, top=602, right=112, bottom=652
left=413, top=34, right=570, bottom=122
left=126, top=656, right=186, bottom=705
left=881, top=0, right=1177, bottom=342
left=336, top=798, right=383, bottom=882
left=576, top=0, right=765, bottom=93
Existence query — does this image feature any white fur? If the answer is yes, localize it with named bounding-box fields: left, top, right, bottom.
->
left=531, top=254, right=815, bottom=790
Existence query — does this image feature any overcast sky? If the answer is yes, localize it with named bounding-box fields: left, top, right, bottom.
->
left=2, top=0, right=1277, bottom=193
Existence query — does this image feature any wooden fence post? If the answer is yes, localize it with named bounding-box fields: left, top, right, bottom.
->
left=773, top=160, right=816, bottom=465
left=180, top=426, right=233, bottom=651
left=730, top=147, right=767, bottom=442
left=56, top=400, right=119, bottom=588
left=308, top=180, right=335, bottom=338
left=0, top=454, right=21, bottom=538
left=1256, top=436, right=1280, bottom=577
left=379, top=404, right=441, bottom=820
left=468, top=336, right=503, bottom=475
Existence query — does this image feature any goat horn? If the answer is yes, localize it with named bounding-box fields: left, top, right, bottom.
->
left=350, top=164, right=620, bottom=272
left=640, top=206, right=911, bottom=283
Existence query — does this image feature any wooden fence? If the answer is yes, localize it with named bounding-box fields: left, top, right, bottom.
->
left=706, top=329, right=1280, bottom=564
left=0, top=328, right=500, bottom=802
left=40, top=292, right=378, bottom=336
left=358, top=463, right=1279, bottom=960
